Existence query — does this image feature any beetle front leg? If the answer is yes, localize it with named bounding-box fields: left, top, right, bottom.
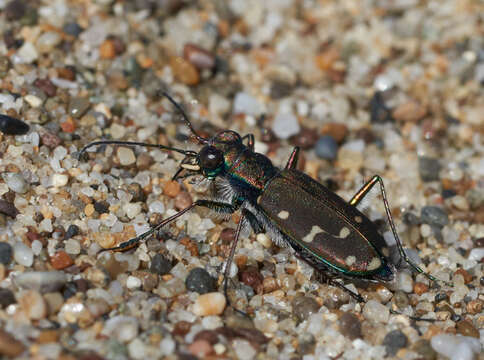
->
left=349, top=175, right=450, bottom=286
left=100, top=200, right=238, bottom=252
left=285, top=146, right=300, bottom=169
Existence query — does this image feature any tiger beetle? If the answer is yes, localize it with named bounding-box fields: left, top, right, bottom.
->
left=79, top=92, right=450, bottom=319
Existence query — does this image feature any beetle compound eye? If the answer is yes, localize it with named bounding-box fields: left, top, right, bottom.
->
left=200, top=146, right=224, bottom=170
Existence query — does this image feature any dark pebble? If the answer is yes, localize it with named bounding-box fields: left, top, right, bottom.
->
left=338, top=312, right=362, bottom=340
left=369, top=91, right=392, bottom=123
left=402, top=211, right=420, bottom=226
left=63, top=22, right=83, bottom=37
left=93, top=200, right=110, bottom=214
left=185, top=268, right=216, bottom=294
left=315, top=135, right=338, bottom=160
left=0, top=242, right=13, bottom=265
left=382, top=330, right=408, bottom=356
left=0, top=199, right=18, bottom=218
left=0, top=114, right=29, bottom=135
left=63, top=281, right=78, bottom=299
left=292, top=296, right=320, bottom=322
left=420, top=206, right=449, bottom=227
left=65, top=224, right=80, bottom=239
left=0, top=288, right=16, bottom=308
left=434, top=292, right=448, bottom=302
left=239, top=266, right=263, bottom=294
left=412, top=339, right=437, bottom=360
left=290, top=127, right=318, bottom=149
left=5, top=0, right=26, bottom=20
left=150, top=253, right=172, bottom=275
left=419, top=157, right=441, bottom=182
left=220, top=228, right=235, bottom=244
left=127, top=183, right=146, bottom=202
left=69, top=97, right=91, bottom=119
left=442, top=189, right=457, bottom=199
left=34, top=78, right=57, bottom=97
left=270, top=80, right=294, bottom=99
left=480, top=276, right=484, bottom=287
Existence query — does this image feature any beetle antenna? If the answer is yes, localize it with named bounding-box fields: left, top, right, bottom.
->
left=78, top=140, right=197, bottom=158
left=159, top=91, right=208, bottom=144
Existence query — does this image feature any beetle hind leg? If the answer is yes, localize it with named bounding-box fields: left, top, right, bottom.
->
left=349, top=175, right=451, bottom=287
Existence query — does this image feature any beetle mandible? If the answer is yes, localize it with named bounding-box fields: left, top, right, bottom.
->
left=79, top=92, right=447, bottom=307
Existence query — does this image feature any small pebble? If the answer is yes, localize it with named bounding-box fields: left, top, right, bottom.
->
left=292, top=296, right=320, bottom=322
left=50, top=251, right=74, bottom=270
left=64, top=239, right=81, bottom=255
left=419, top=157, right=441, bottom=182
left=232, top=339, right=256, bottom=360
left=272, top=112, right=300, bottom=140
left=321, top=123, right=348, bottom=143
left=183, top=43, right=215, bottom=70
left=117, top=147, right=136, bottom=166
left=126, top=276, right=142, bottom=290
left=150, top=253, right=172, bottom=275
left=382, top=330, right=408, bottom=356
left=193, top=292, right=226, bottom=316
left=63, top=22, right=83, bottom=36
left=421, top=206, right=449, bottom=227
left=3, top=172, right=29, bottom=194
left=0, top=242, right=13, bottom=265
left=363, top=300, right=389, bottom=323
left=315, top=135, right=338, bottom=160
left=13, top=242, right=34, bottom=267
left=24, top=94, right=43, bottom=108
left=233, top=92, right=263, bottom=116
left=69, top=97, right=91, bottom=118
left=430, top=334, right=480, bottom=360
left=65, top=224, right=80, bottom=239
left=102, top=316, right=139, bottom=343
left=5, top=0, right=25, bottom=20
left=170, top=56, right=199, bottom=85
left=240, top=266, right=263, bottom=294
left=392, top=100, right=426, bottom=122
left=0, top=199, right=19, bottom=218
left=396, top=271, right=414, bottom=293
left=369, top=91, right=392, bottom=123
left=18, top=290, right=47, bottom=320
left=338, top=312, right=362, bottom=340
left=188, top=339, right=213, bottom=358
left=163, top=181, right=181, bottom=197
left=186, top=268, right=216, bottom=294
left=52, top=173, right=68, bottom=187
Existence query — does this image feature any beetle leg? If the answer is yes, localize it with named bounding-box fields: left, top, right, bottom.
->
left=349, top=175, right=450, bottom=286
left=241, top=134, right=255, bottom=150
left=223, top=213, right=249, bottom=316
left=285, top=146, right=300, bottom=169
left=99, top=200, right=238, bottom=252
left=242, top=208, right=264, bottom=234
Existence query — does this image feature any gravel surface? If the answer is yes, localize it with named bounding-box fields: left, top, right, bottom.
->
left=0, top=0, right=483, bottom=359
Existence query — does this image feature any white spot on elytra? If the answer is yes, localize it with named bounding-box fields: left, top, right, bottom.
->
left=382, top=247, right=390, bottom=257
left=367, top=257, right=382, bottom=271
left=257, top=195, right=262, bottom=204
left=345, top=255, right=356, bottom=266
left=302, top=225, right=324, bottom=243
left=354, top=216, right=362, bottom=223
left=339, top=227, right=350, bottom=238
left=277, top=210, right=289, bottom=220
